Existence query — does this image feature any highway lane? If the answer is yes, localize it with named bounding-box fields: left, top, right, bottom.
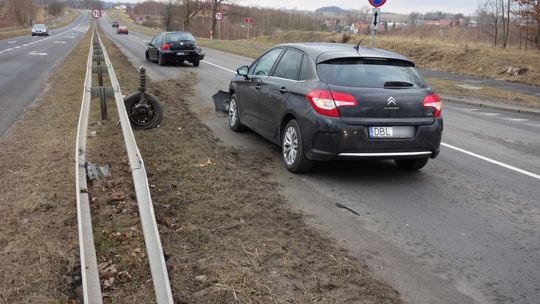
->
left=0, top=12, right=89, bottom=135
left=100, top=19, right=540, bottom=304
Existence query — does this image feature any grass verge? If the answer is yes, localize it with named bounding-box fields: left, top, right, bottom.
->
left=101, top=22, right=404, bottom=304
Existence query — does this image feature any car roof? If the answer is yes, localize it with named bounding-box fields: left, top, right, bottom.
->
left=162, top=31, right=193, bottom=35
left=274, top=42, right=413, bottom=65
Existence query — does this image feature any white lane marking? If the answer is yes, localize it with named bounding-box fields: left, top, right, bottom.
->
left=441, top=143, right=540, bottom=181
left=54, top=40, right=67, bottom=44
left=199, top=59, right=540, bottom=181
left=28, top=51, right=48, bottom=56
left=4, top=48, right=13, bottom=51
left=8, top=41, right=17, bottom=44
left=22, top=43, right=29, bottom=46
left=483, top=113, right=501, bottom=116
left=14, top=46, right=21, bottom=48
left=201, top=60, right=236, bottom=73
left=505, top=118, right=528, bottom=122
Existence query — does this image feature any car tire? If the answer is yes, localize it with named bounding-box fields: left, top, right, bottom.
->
left=228, top=95, right=246, bottom=132
left=145, top=51, right=150, bottom=61
left=282, top=120, right=313, bottom=173
left=395, top=157, right=429, bottom=171
left=158, top=52, right=166, bottom=66
left=124, top=92, right=163, bottom=130
left=192, top=59, right=200, bottom=67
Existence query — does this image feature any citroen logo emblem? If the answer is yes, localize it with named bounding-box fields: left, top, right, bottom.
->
left=385, top=97, right=399, bottom=110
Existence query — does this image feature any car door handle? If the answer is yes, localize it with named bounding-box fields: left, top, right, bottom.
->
left=279, top=87, right=288, bottom=94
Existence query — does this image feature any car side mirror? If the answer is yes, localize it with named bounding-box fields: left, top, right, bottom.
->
left=237, top=65, right=249, bottom=79
left=146, top=42, right=153, bottom=47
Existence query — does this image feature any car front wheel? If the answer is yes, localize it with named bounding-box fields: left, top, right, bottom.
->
left=228, top=95, right=245, bottom=132
left=395, top=157, right=429, bottom=171
left=282, top=120, right=313, bottom=173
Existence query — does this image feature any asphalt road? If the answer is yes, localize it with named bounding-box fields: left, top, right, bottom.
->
left=100, top=17, right=540, bottom=304
left=0, top=12, right=90, bottom=135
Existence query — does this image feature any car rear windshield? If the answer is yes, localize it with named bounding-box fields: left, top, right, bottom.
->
left=34, top=24, right=46, bottom=28
left=165, top=33, right=194, bottom=42
left=317, top=57, right=427, bottom=88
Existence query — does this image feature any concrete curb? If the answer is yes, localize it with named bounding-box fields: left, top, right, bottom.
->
left=440, top=95, right=540, bottom=116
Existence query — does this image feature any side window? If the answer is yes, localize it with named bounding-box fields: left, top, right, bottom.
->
left=151, top=34, right=159, bottom=45
left=252, top=48, right=283, bottom=76
left=299, top=54, right=310, bottom=80
left=248, top=60, right=259, bottom=75
left=272, top=49, right=304, bottom=80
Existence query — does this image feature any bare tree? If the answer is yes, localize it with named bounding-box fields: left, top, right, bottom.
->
left=6, top=0, right=38, bottom=25
left=48, top=0, right=64, bottom=16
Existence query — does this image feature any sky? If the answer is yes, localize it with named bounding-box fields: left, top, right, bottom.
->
left=119, top=1, right=481, bottom=15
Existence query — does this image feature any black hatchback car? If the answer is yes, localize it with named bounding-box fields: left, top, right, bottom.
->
left=145, top=31, right=204, bottom=66
left=228, top=43, right=443, bottom=173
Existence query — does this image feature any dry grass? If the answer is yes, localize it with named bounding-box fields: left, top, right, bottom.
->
left=0, top=29, right=91, bottom=303
left=425, top=77, right=540, bottom=108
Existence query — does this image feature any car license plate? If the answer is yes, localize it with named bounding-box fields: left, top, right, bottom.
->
left=368, top=126, right=414, bottom=138
left=177, top=52, right=185, bottom=55
left=369, top=127, right=393, bottom=138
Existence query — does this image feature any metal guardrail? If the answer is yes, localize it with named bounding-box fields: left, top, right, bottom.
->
left=75, top=24, right=103, bottom=304
left=75, top=22, right=174, bottom=303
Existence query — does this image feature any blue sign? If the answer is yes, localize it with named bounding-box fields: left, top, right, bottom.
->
left=368, top=0, right=387, bottom=7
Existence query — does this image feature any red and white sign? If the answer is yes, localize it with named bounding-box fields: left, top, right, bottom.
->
left=91, top=9, right=102, bottom=19
left=243, top=18, right=254, bottom=24
left=368, top=0, right=387, bottom=7
left=215, top=12, right=224, bottom=21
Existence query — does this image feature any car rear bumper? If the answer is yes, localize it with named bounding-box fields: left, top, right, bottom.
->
left=300, top=111, right=443, bottom=161
left=32, top=32, right=48, bottom=36
left=161, top=50, right=204, bottom=62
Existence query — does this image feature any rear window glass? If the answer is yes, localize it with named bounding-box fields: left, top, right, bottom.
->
left=317, top=58, right=427, bottom=88
left=165, top=33, right=194, bottom=42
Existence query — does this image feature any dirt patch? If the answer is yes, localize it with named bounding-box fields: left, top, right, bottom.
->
left=0, top=30, right=91, bottom=303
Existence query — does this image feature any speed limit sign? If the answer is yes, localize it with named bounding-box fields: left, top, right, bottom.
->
left=91, top=9, right=102, bottom=19
left=215, top=12, right=224, bottom=21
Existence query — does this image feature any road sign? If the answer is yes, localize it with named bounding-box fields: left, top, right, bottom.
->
left=244, top=18, right=254, bottom=24
left=372, top=7, right=381, bottom=29
left=91, top=9, right=102, bottom=19
left=368, top=0, right=387, bottom=8
left=215, top=12, right=224, bottom=21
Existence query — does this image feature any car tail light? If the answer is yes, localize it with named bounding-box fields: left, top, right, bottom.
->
left=306, top=90, right=357, bottom=117
left=162, top=43, right=170, bottom=50
left=422, top=93, right=442, bottom=118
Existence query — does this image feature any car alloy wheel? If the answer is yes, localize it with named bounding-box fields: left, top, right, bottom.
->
left=228, top=98, right=238, bottom=127
left=283, top=126, right=298, bottom=166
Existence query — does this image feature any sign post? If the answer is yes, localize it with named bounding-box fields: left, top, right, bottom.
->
left=244, top=18, right=254, bottom=41
left=215, top=12, right=224, bottom=40
left=367, top=0, right=386, bottom=47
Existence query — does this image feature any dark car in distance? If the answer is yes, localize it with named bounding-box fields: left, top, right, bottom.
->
left=145, top=31, right=204, bottom=67
left=112, top=21, right=119, bottom=28
left=228, top=43, right=443, bottom=173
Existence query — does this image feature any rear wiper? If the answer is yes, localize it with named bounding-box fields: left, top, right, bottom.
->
left=384, top=81, right=414, bottom=88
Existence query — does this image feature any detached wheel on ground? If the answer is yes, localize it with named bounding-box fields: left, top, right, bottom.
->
left=228, top=95, right=246, bottom=132
left=124, top=92, right=163, bottom=130
left=395, top=157, right=429, bottom=171
left=282, top=120, right=313, bottom=173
